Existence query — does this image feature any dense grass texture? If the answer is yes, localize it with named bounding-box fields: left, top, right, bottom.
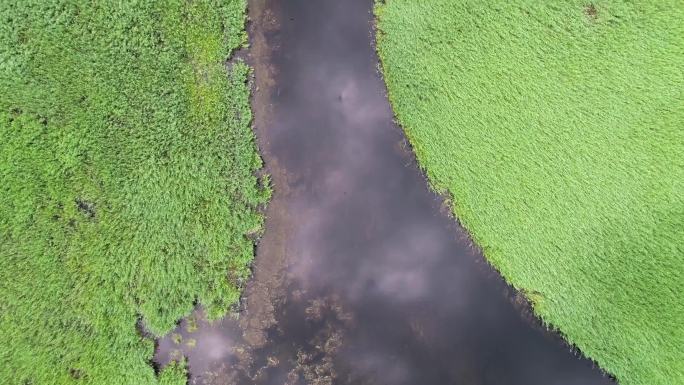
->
left=376, top=1, right=683, bottom=384
left=0, top=1, right=268, bottom=384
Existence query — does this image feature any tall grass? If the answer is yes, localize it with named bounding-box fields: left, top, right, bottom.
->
left=0, top=1, right=268, bottom=384
left=375, top=1, right=683, bottom=384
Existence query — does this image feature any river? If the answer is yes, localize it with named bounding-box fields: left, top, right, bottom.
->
left=155, top=1, right=615, bottom=384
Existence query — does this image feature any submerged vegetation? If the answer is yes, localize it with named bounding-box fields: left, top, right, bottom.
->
left=375, top=1, right=683, bottom=384
left=0, top=0, right=268, bottom=384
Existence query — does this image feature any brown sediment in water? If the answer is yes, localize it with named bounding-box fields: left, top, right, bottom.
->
left=239, top=0, right=290, bottom=349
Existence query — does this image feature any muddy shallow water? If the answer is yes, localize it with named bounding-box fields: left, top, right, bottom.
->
left=155, top=1, right=615, bottom=384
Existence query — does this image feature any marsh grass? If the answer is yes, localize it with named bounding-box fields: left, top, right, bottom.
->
left=376, top=1, right=683, bottom=384
left=0, top=1, right=268, bottom=384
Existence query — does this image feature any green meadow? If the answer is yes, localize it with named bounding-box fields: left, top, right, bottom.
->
left=375, top=1, right=683, bottom=384
left=0, top=1, right=267, bottom=384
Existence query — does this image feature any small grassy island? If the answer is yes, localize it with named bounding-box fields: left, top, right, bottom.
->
left=0, top=0, right=267, bottom=384
left=375, top=1, right=683, bottom=384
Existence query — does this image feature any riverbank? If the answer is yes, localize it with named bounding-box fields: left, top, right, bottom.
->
left=375, top=1, right=684, bottom=384
left=0, top=1, right=266, bottom=383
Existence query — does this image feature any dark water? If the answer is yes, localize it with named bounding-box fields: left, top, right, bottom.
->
left=155, top=1, right=615, bottom=384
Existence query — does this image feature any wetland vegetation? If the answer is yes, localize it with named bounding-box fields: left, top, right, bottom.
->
left=375, top=1, right=683, bottom=384
left=0, top=0, right=267, bottom=384
left=2, top=0, right=679, bottom=384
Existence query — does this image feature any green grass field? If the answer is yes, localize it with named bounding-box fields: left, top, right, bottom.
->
left=0, top=1, right=268, bottom=384
left=375, top=1, right=683, bottom=384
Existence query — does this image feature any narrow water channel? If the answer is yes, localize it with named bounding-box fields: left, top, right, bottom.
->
left=155, top=1, right=616, bottom=384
